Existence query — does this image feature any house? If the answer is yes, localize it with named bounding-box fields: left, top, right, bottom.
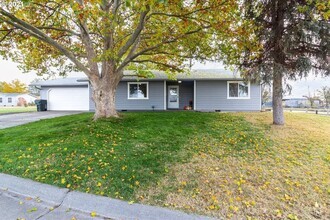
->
left=283, top=97, right=308, bottom=108
left=282, top=97, right=321, bottom=108
left=0, top=93, right=37, bottom=107
left=30, top=69, right=262, bottom=112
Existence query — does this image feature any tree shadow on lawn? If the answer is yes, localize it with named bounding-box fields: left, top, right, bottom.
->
left=0, top=111, right=271, bottom=201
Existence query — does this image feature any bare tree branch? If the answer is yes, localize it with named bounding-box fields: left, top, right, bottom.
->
left=78, top=20, right=100, bottom=76
left=117, top=8, right=150, bottom=59
left=37, top=26, right=80, bottom=36
left=0, top=29, right=12, bottom=42
left=72, top=0, right=100, bottom=76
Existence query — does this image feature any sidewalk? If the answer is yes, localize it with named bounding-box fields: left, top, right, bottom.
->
left=0, top=173, right=214, bottom=220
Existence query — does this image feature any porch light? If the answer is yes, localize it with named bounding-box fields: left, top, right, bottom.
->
left=178, top=81, right=182, bottom=83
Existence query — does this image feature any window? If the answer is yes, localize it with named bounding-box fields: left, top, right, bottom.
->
left=128, top=82, right=149, bottom=99
left=8, top=97, right=12, bottom=103
left=227, top=81, right=250, bottom=99
left=0, top=97, right=2, bottom=103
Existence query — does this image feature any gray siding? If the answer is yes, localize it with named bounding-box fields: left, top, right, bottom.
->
left=89, top=81, right=165, bottom=111
left=196, top=81, right=261, bottom=111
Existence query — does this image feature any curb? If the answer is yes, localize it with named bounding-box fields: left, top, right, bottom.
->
left=0, top=173, right=215, bottom=220
left=0, top=173, right=68, bottom=206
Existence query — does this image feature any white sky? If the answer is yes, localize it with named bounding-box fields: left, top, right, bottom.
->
left=0, top=59, right=329, bottom=97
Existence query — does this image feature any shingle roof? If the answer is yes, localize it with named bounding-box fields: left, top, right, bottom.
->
left=30, top=69, right=242, bottom=86
left=122, top=69, right=241, bottom=80
left=30, top=77, right=88, bottom=86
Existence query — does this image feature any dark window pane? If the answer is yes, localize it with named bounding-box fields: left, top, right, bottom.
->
left=138, top=83, right=147, bottom=98
left=229, top=83, right=238, bottom=97
left=239, top=82, right=248, bottom=97
left=129, top=84, right=138, bottom=98
left=8, top=98, right=12, bottom=103
left=129, top=83, right=148, bottom=98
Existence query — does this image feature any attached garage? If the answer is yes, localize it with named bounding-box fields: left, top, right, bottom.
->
left=48, top=87, right=89, bottom=111
left=31, top=78, right=90, bottom=111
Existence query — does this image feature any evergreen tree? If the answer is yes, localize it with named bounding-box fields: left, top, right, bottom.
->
left=237, top=0, right=329, bottom=124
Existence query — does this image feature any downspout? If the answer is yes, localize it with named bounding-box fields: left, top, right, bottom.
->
left=88, top=81, right=90, bottom=111
left=164, top=80, right=167, bottom=110
left=260, top=83, right=262, bottom=111
left=193, top=80, right=196, bottom=110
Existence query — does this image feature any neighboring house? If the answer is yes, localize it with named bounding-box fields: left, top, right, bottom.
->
left=0, top=93, right=37, bottom=107
left=283, top=97, right=308, bottom=108
left=30, top=69, right=262, bottom=112
left=263, top=101, right=273, bottom=108
left=283, top=97, right=322, bottom=108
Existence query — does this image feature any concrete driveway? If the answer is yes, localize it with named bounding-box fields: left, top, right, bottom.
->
left=0, top=111, right=83, bottom=129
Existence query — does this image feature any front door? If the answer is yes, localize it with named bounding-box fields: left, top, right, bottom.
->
left=168, top=86, right=179, bottom=109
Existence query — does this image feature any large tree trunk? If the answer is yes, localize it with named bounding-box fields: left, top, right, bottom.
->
left=272, top=70, right=284, bottom=125
left=90, top=71, right=122, bottom=120
left=271, top=0, right=286, bottom=125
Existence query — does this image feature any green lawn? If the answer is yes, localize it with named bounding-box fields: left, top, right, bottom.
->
left=0, top=112, right=329, bottom=219
left=0, top=106, right=36, bottom=114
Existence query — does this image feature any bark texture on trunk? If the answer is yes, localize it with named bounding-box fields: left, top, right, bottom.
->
left=271, top=0, right=286, bottom=125
left=272, top=71, right=284, bottom=125
left=90, top=71, right=122, bottom=120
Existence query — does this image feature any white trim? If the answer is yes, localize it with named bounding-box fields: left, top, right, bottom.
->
left=47, top=89, right=52, bottom=102
left=193, top=80, right=196, bottom=110
left=88, top=81, right=90, bottom=111
left=227, top=81, right=250, bottom=99
left=127, top=82, right=149, bottom=100
left=259, top=83, right=262, bottom=110
left=163, top=80, right=166, bottom=110
left=167, top=85, right=179, bottom=109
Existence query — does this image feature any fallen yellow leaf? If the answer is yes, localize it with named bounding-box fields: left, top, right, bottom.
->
left=90, top=211, right=97, bottom=217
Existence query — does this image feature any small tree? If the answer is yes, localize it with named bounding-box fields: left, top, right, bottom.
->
left=303, top=92, right=319, bottom=108
left=318, top=86, right=330, bottom=108
left=0, top=79, right=27, bottom=93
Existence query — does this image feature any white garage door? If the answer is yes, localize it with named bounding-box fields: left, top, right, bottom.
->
left=48, top=87, right=89, bottom=111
